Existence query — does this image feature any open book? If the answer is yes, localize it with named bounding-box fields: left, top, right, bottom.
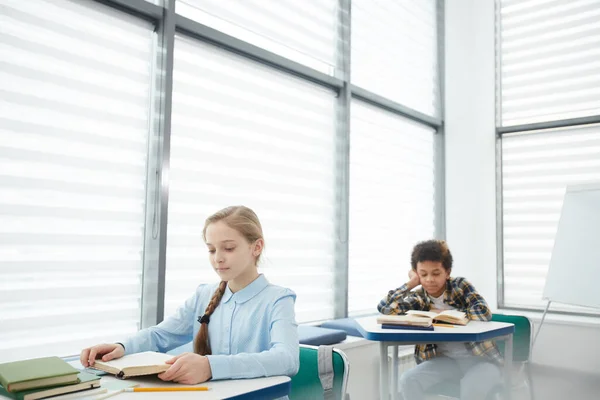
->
left=91, top=352, right=171, bottom=379
left=406, top=309, right=469, bottom=325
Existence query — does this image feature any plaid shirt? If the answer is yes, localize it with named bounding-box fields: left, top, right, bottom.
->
left=377, top=277, right=503, bottom=365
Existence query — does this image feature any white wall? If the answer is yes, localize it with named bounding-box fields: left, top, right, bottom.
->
left=444, top=0, right=600, bottom=374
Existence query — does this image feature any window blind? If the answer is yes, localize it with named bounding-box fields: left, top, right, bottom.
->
left=348, top=100, right=436, bottom=316
left=176, top=0, right=338, bottom=75
left=0, top=0, right=153, bottom=362
left=351, top=0, right=440, bottom=117
left=165, top=35, right=338, bottom=323
left=499, top=0, right=600, bottom=126
left=501, top=124, right=600, bottom=311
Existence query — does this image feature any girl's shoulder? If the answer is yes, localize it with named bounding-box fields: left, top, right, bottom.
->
left=192, top=282, right=223, bottom=302
left=263, top=283, right=296, bottom=300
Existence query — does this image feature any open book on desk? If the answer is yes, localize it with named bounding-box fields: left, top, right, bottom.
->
left=377, top=310, right=469, bottom=329
left=91, top=352, right=171, bottom=379
left=406, top=309, right=469, bottom=326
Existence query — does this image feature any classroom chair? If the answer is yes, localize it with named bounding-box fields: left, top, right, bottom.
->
left=289, top=344, right=350, bottom=400
left=423, top=313, right=534, bottom=400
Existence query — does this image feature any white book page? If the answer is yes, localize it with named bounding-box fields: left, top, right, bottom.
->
left=95, top=352, right=171, bottom=369
left=406, top=310, right=438, bottom=318
left=438, top=310, right=465, bottom=318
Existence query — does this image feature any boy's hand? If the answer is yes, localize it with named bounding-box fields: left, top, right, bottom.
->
left=407, top=269, right=421, bottom=289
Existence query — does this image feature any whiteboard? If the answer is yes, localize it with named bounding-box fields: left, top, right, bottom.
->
left=543, top=183, right=600, bottom=309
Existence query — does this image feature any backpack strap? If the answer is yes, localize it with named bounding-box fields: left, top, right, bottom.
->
left=317, top=345, right=335, bottom=400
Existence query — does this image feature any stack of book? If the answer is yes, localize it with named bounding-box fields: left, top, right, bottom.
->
left=377, top=314, right=435, bottom=330
left=0, top=357, right=101, bottom=400
left=377, top=310, right=469, bottom=330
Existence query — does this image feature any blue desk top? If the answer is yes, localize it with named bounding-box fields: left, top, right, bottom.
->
left=355, top=316, right=514, bottom=343
left=225, top=378, right=291, bottom=400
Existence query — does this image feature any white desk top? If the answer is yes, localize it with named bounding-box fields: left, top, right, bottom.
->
left=355, top=316, right=514, bottom=343
left=0, top=375, right=291, bottom=400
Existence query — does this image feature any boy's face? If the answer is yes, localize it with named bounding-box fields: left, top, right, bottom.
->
left=416, top=261, right=449, bottom=297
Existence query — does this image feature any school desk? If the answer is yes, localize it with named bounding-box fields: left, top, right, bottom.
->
left=355, top=316, right=515, bottom=400
left=0, top=375, right=291, bottom=400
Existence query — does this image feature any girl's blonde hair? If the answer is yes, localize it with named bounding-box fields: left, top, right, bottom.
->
left=194, top=206, right=264, bottom=355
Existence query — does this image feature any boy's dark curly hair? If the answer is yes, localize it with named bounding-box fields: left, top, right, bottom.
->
left=410, top=240, right=453, bottom=272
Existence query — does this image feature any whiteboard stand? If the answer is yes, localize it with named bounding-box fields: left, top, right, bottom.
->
left=532, top=299, right=551, bottom=351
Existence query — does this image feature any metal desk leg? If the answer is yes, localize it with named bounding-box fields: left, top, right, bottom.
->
left=391, top=345, right=398, bottom=400
left=504, top=334, right=513, bottom=400
left=380, top=342, right=389, bottom=400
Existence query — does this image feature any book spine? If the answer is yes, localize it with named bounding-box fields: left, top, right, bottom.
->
left=0, top=376, right=10, bottom=392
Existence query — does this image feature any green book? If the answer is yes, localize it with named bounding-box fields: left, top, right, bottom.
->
left=0, top=372, right=100, bottom=400
left=0, top=357, right=79, bottom=393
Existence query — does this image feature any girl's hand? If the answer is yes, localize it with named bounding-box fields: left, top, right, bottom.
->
left=158, top=353, right=212, bottom=384
left=80, top=343, right=124, bottom=367
left=408, top=269, right=421, bottom=289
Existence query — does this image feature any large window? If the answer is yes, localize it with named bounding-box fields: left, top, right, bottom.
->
left=0, top=0, right=444, bottom=361
left=0, top=0, right=153, bottom=362
left=165, top=36, right=338, bottom=323
left=351, top=0, right=440, bottom=116
left=347, top=0, right=440, bottom=315
left=499, top=0, right=600, bottom=126
left=498, top=0, right=600, bottom=312
left=348, top=101, right=436, bottom=316
left=176, top=0, right=338, bottom=74
left=501, top=125, right=600, bottom=309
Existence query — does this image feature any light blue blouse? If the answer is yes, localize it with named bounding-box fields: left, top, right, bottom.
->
left=121, top=274, right=299, bottom=380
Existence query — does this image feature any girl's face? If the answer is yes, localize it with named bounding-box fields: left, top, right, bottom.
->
left=204, top=221, right=262, bottom=283
left=416, top=261, right=449, bottom=298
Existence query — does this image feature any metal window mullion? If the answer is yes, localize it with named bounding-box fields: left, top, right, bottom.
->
left=174, top=14, right=343, bottom=92
left=93, top=0, right=163, bottom=21
left=496, top=132, right=505, bottom=309
left=140, top=0, right=176, bottom=328
left=350, top=85, right=443, bottom=129
left=334, top=0, right=351, bottom=319
left=497, top=114, right=600, bottom=135
left=434, top=0, right=446, bottom=240
left=495, top=0, right=506, bottom=309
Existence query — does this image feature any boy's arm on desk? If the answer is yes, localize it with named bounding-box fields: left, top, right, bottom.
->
left=377, top=284, right=428, bottom=315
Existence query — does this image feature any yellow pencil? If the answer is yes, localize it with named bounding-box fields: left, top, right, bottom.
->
left=432, top=323, right=455, bottom=328
left=124, top=387, right=210, bottom=392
